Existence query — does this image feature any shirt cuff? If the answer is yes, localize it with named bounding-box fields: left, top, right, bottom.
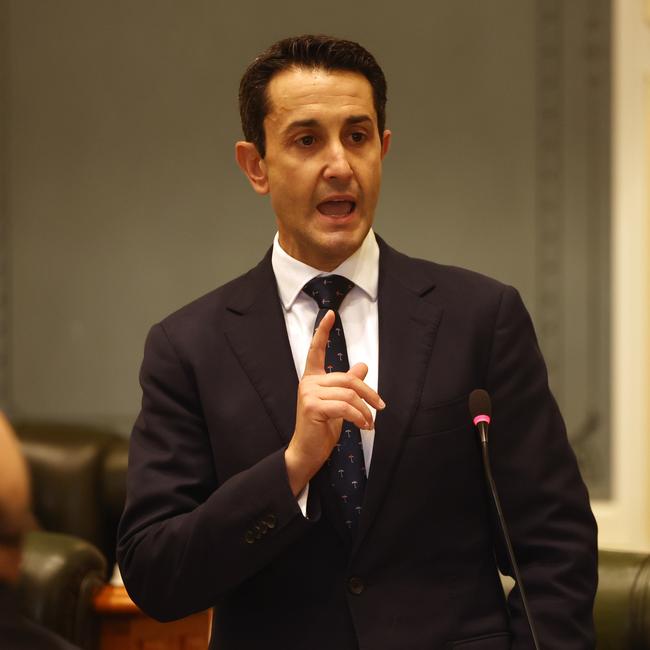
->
left=296, top=482, right=310, bottom=517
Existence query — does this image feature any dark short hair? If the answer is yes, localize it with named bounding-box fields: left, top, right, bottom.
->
left=239, top=34, right=388, bottom=158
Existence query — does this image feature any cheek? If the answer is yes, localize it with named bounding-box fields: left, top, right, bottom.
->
left=355, top=157, right=381, bottom=183
left=270, top=168, right=315, bottom=203
left=359, top=169, right=382, bottom=203
left=268, top=181, right=309, bottom=222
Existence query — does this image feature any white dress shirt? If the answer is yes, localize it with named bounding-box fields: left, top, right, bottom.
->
left=271, top=228, right=380, bottom=514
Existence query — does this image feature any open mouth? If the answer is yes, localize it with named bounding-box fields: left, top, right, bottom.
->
left=316, top=200, right=356, bottom=217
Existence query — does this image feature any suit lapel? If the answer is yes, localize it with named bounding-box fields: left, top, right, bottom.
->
left=223, top=250, right=298, bottom=447
left=353, top=239, right=444, bottom=552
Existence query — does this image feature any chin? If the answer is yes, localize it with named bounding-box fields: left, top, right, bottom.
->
left=315, top=233, right=366, bottom=267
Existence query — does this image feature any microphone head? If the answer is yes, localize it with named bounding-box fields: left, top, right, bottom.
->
left=469, top=389, right=492, bottom=425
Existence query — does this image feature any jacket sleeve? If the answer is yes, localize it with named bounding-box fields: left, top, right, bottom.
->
left=116, top=322, right=315, bottom=622
left=486, top=286, right=598, bottom=649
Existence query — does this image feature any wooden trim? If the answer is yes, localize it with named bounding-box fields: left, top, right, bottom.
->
left=93, top=584, right=213, bottom=650
left=93, top=584, right=141, bottom=614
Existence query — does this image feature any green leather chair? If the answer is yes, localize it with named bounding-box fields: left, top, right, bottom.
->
left=18, top=530, right=106, bottom=650
left=595, top=549, right=650, bottom=648
left=13, top=422, right=128, bottom=649
left=14, top=422, right=129, bottom=574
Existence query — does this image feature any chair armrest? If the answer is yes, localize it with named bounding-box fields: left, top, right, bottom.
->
left=596, top=549, right=650, bottom=649
left=19, top=530, right=107, bottom=650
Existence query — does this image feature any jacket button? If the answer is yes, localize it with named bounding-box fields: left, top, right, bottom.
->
left=348, top=576, right=364, bottom=595
left=263, top=514, right=277, bottom=529
left=244, top=530, right=255, bottom=544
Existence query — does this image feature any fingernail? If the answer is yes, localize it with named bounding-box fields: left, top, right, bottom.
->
left=378, top=399, right=386, bottom=409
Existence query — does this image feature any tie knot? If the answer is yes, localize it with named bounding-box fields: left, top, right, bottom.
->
left=302, top=275, right=354, bottom=312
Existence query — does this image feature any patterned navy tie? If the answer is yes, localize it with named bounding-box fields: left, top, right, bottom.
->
left=303, top=275, right=367, bottom=534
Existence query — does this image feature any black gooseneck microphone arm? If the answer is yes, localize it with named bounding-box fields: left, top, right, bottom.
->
left=469, top=389, right=541, bottom=650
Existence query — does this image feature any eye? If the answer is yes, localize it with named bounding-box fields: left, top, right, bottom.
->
left=296, top=135, right=316, bottom=147
left=350, top=131, right=367, bottom=144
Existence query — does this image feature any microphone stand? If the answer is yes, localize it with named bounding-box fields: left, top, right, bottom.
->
left=477, top=424, right=541, bottom=650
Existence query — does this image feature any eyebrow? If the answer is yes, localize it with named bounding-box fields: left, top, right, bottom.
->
left=283, top=114, right=373, bottom=133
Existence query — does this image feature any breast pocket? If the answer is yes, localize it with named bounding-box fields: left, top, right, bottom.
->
left=408, top=393, right=471, bottom=438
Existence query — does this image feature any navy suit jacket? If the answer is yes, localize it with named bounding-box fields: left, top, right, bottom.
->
left=117, top=236, right=597, bottom=649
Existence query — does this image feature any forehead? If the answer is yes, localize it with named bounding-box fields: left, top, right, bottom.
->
left=264, top=67, right=376, bottom=128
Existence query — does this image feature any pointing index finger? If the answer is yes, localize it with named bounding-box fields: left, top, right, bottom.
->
left=303, top=310, right=335, bottom=376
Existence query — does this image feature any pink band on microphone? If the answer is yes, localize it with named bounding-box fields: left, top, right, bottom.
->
left=473, top=414, right=491, bottom=426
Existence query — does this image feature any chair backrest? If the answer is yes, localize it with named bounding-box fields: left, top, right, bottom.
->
left=14, top=422, right=129, bottom=574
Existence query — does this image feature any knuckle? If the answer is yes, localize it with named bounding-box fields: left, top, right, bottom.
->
left=306, top=400, right=322, bottom=417
left=299, top=388, right=317, bottom=407
left=337, top=373, right=349, bottom=386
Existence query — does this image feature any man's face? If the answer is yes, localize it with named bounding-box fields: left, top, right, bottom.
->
left=237, top=67, right=391, bottom=271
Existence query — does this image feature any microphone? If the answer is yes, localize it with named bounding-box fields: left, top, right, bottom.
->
left=469, top=388, right=491, bottom=444
left=468, top=389, right=541, bottom=650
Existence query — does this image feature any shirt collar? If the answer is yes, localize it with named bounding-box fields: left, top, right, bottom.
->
left=272, top=228, right=379, bottom=311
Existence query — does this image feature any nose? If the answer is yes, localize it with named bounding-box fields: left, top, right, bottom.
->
left=323, top=141, right=353, bottom=182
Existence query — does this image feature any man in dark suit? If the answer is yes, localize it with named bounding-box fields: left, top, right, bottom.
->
left=117, top=35, right=597, bottom=649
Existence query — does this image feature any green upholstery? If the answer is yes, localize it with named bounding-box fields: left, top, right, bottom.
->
left=595, top=549, right=650, bottom=649
left=11, top=423, right=128, bottom=648
left=14, top=422, right=128, bottom=574
left=19, top=531, right=106, bottom=650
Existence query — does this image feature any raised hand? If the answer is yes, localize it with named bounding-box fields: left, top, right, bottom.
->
left=284, top=310, right=385, bottom=497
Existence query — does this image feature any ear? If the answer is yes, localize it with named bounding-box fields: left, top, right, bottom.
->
left=235, top=141, right=269, bottom=195
left=380, top=129, right=392, bottom=160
